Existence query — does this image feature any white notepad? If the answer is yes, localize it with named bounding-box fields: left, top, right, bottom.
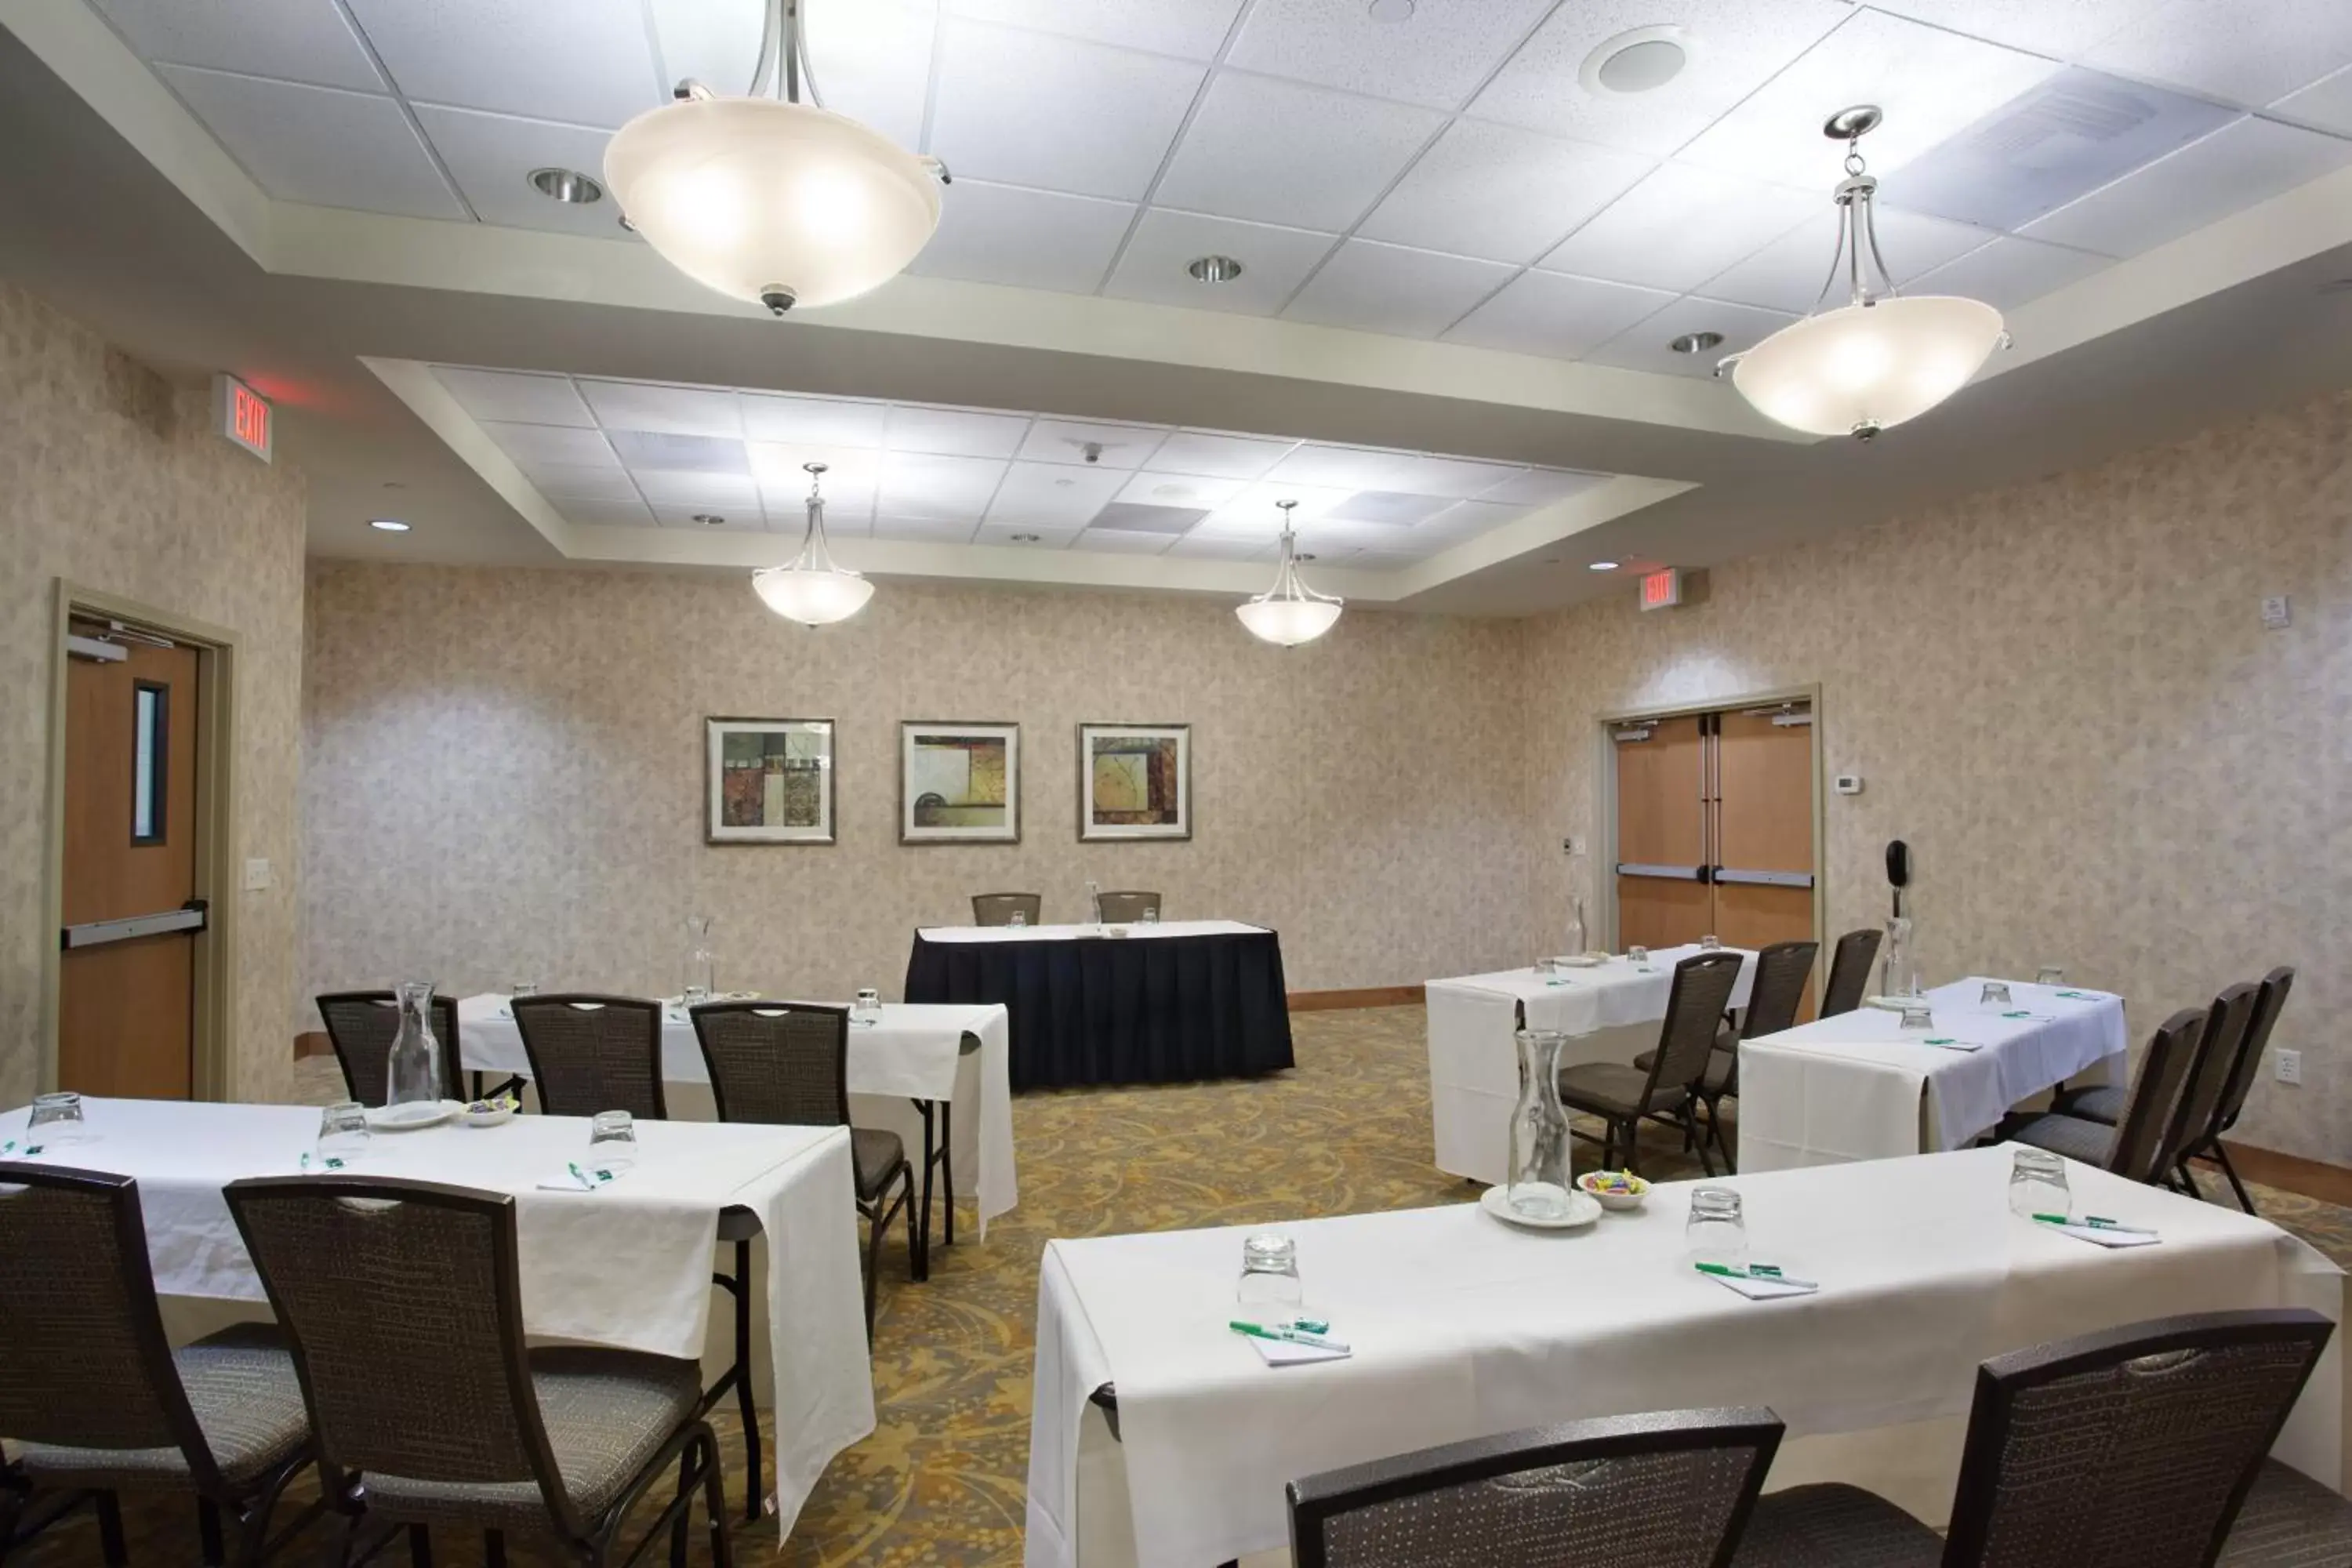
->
left=1706, top=1271, right=1820, bottom=1301
left=1247, top=1337, right=1351, bottom=1366
left=2043, top=1221, right=2159, bottom=1248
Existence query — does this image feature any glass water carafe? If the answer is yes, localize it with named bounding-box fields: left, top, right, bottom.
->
left=1084, top=879, right=1102, bottom=927
left=684, top=914, right=715, bottom=1004
left=1565, top=894, right=1588, bottom=959
left=1882, top=915, right=1921, bottom=1000
left=1507, top=1029, right=1574, bottom=1220
left=384, top=979, right=443, bottom=1109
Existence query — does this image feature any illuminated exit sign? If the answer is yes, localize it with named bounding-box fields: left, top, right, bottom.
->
left=1639, top=567, right=1682, bottom=611
left=212, top=373, right=272, bottom=463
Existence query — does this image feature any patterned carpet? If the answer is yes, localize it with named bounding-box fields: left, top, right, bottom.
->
left=20, top=1006, right=2352, bottom=1565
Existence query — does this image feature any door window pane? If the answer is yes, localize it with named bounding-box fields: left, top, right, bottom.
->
left=132, top=682, right=167, bottom=844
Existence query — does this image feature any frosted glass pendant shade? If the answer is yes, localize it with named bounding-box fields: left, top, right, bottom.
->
left=752, top=564, right=873, bottom=625
left=1235, top=596, right=1343, bottom=647
left=1732, top=295, right=2005, bottom=439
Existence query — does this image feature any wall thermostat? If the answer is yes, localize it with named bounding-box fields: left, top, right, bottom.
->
left=1833, top=774, right=1864, bottom=795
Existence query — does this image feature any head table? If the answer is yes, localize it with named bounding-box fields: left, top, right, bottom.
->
left=0, top=1097, right=875, bottom=1540
left=1025, top=1145, right=2346, bottom=1568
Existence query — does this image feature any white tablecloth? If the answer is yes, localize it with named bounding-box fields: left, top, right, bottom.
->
left=459, top=996, right=1017, bottom=1236
left=1025, top=1145, right=2342, bottom=1568
left=1425, top=946, right=1759, bottom=1184
left=2, top=1097, right=874, bottom=1537
left=916, top=919, right=1267, bottom=943
left=1738, top=978, right=2129, bottom=1173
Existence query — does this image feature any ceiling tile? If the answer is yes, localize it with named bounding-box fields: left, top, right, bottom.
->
left=2084, top=0, right=2352, bottom=109
left=1442, top=268, right=1674, bottom=359
left=409, top=106, right=624, bottom=238
left=2023, top=116, right=2352, bottom=256
left=580, top=380, right=742, bottom=437
left=651, top=503, right=762, bottom=532
left=1583, top=296, right=1796, bottom=379
left=154, top=66, right=466, bottom=220
left=1197, top=480, right=1357, bottom=531
left=555, top=498, right=658, bottom=528
left=929, top=21, right=1205, bottom=200
left=1165, top=533, right=1275, bottom=560
left=1225, top=0, right=1555, bottom=111
left=1018, top=420, right=1171, bottom=468
left=345, top=0, right=662, bottom=129
left=1088, top=502, right=1209, bottom=533
left=1105, top=209, right=1340, bottom=315
left=1409, top=499, right=1530, bottom=540
left=739, top=395, right=889, bottom=447
left=526, top=464, right=643, bottom=502
left=1907, top=234, right=2114, bottom=311
left=1071, top=528, right=1180, bottom=554
left=482, top=422, right=621, bottom=468
left=1678, top=9, right=2063, bottom=184
left=878, top=452, right=1009, bottom=520
left=1358, top=120, right=1656, bottom=265
left=1477, top=468, right=1612, bottom=506
left=633, top=470, right=759, bottom=507
left=983, top=462, right=1128, bottom=527
left=1864, top=0, right=2161, bottom=60
left=943, top=0, right=1247, bottom=61
left=1155, top=72, right=1446, bottom=231
left=1386, top=454, right=1529, bottom=499
left=1699, top=205, right=1994, bottom=314
left=608, top=430, right=750, bottom=474
left=1148, top=430, right=1299, bottom=479
left=1470, top=0, right=1851, bottom=158
left=974, top=524, right=1078, bottom=550
left=871, top=514, right=979, bottom=543
left=93, top=0, right=387, bottom=91
left=432, top=367, right=596, bottom=426
left=1282, top=240, right=1515, bottom=338
left=885, top=405, right=1033, bottom=459
left=1325, top=490, right=1455, bottom=525
left=1539, top=162, right=1816, bottom=295
left=2273, top=63, right=2352, bottom=136
left=907, top=181, right=1136, bottom=292
left=750, top=445, right=882, bottom=507
left=1264, top=444, right=1414, bottom=490
left=1112, top=471, right=1248, bottom=508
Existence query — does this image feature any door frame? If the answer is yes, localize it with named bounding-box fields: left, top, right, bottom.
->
left=39, top=579, right=241, bottom=1101
left=1594, top=683, right=1825, bottom=964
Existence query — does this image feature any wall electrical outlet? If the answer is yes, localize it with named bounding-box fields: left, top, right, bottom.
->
left=2261, top=595, right=2292, bottom=630
left=242, top=857, right=273, bottom=892
left=2276, top=1049, right=2302, bottom=1087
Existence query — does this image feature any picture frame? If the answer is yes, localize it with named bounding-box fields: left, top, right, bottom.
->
left=706, top=717, right=835, bottom=844
left=1078, top=722, right=1192, bottom=841
left=900, top=720, right=1021, bottom=844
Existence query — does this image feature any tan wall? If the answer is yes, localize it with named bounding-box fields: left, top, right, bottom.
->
left=298, top=564, right=1537, bottom=1021
left=1522, top=390, right=2352, bottom=1164
left=0, top=278, right=307, bottom=1106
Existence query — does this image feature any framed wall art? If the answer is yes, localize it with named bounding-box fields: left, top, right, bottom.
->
left=1079, top=722, right=1190, bottom=841
left=900, top=720, right=1021, bottom=844
left=706, top=717, right=835, bottom=844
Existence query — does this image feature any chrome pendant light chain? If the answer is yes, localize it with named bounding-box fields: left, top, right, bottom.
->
left=1809, top=106, right=1900, bottom=316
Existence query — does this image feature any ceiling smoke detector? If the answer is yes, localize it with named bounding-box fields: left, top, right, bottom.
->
left=1010, top=532, right=1042, bottom=543
left=1367, top=0, right=1415, bottom=20
left=529, top=166, right=604, bottom=204
left=1188, top=254, right=1245, bottom=283
left=694, top=513, right=727, bottom=526
left=1580, top=27, right=1693, bottom=96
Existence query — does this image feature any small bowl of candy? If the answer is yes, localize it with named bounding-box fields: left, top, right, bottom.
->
left=1577, top=1170, right=1650, bottom=1212
left=463, top=1093, right=519, bottom=1128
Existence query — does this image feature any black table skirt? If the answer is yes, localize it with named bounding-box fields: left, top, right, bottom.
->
left=903, top=927, right=1296, bottom=1090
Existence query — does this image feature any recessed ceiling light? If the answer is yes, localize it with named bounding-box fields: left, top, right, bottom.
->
left=1670, top=331, right=1725, bottom=354
left=1588, top=560, right=1619, bottom=572
left=529, top=166, right=604, bottom=205
left=1580, top=26, right=1693, bottom=96
left=1188, top=255, right=1244, bottom=284
left=694, top=513, right=727, bottom=526
left=1296, top=552, right=1318, bottom=562
left=1152, top=483, right=1193, bottom=499
left=1367, top=0, right=1415, bottom=20
left=368, top=518, right=410, bottom=533
left=1010, top=532, right=1042, bottom=543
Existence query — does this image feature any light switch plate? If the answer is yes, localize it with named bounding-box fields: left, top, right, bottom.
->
left=1834, top=774, right=1864, bottom=795
left=2261, top=595, right=2291, bottom=629
left=242, top=857, right=273, bottom=891
left=2277, top=1049, right=2302, bottom=1086
left=1562, top=836, right=1586, bottom=855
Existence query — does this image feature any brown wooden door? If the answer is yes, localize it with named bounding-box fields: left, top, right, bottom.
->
left=1711, top=706, right=1817, bottom=1010
left=1613, top=715, right=1711, bottom=949
left=59, top=629, right=201, bottom=1098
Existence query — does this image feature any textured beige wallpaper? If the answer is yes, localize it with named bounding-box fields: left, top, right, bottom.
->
left=1522, top=390, right=2352, bottom=1163
left=299, top=566, right=1537, bottom=1024
left=0, top=278, right=308, bottom=1106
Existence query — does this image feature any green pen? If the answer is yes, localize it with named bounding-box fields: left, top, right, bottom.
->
left=2032, top=1214, right=2153, bottom=1235
left=1695, top=1261, right=1818, bottom=1288
left=568, top=1161, right=612, bottom=1190
left=1230, top=1319, right=1349, bottom=1352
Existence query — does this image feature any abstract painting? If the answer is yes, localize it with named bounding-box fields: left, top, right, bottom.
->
left=901, top=721, right=1021, bottom=843
left=706, top=717, right=834, bottom=844
left=1079, top=723, right=1190, bottom=840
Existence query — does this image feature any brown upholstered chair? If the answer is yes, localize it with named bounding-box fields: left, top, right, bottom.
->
left=1999, top=1006, right=2209, bottom=1185
left=1819, top=928, right=1881, bottom=1017
left=509, top=994, right=666, bottom=1120
left=1094, top=891, right=1161, bottom=923
left=314, top=990, right=465, bottom=1105
left=1559, top=951, right=1745, bottom=1177
left=971, top=893, right=1043, bottom=927
left=1635, top=940, right=1818, bottom=1171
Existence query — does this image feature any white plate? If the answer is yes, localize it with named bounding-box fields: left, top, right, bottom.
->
left=1554, top=953, right=1607, bottom=968
left=1864, top=995, right=1920, bottom=1011
left=366, top=1100, right=463, bottom=1132
left=1479, top=1184, right=1603, bottom=1231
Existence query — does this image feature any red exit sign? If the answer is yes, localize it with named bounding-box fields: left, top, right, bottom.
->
left=211, top=373, right=272, bottom=463
left=1639, top=567, right=1682, bottom=611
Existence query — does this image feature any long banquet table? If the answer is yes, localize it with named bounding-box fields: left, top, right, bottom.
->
left=1738, top=977, right=2128, bottom=1172
left=2, top=1096, right=876, bottom=1537
left=1025, top=1145, right=2346, bottom=1568
left=904, top=920, right=1294, bottom=1089
left=1425, top=945, right=1759, bottom=1184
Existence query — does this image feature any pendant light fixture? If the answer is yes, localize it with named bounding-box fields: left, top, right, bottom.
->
left=1720, top=107, right=2007, bottom=441
left=753, top=462, right=873, bottom=626
left=1236, top=500, right=1343, bottom=647
left=604, top=0, right=946, bottom=315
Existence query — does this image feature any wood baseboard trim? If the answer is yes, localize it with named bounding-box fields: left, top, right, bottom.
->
left=1288, top=984, right=1425, bottom=1011
left=2216, top=1139, right=2352, bottom=1209
left=294, top=1030, right=332, bottom=1060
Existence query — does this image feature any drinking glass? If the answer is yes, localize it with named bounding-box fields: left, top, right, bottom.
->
left=1699, top=933, right=1722, bottom=951
left=2010, top=1147, right=2071, bottom=1220
left=1980, top=981, right=2013, bottom=1007
left=683, top=914, right=715, bottom=1005
left=1533, top=956, right=1557, bottom=976
left=587, top=1110, right=638, bottom=1174
left=1899, top=1003, right=1934, bottom=1031
left=316, top=1102, right=371, bottom=1167
left=854, top=987, right=882, bottom=1025
left=25, top=1091, right=89, bottom=1146
left=511, top=982, right=538, bottom=1000
left=2036, top=966, right=2064, bottom=987
left=1236, top=1232, right=1303, bottom=1313
left=1141, top=905, right=1160, bottom=925
left=1007, top=909, right=1028, bottom=928
left=1628, top=945, right=1650, bottom=966
left=1686, top=1187, right=1748, bottom=1269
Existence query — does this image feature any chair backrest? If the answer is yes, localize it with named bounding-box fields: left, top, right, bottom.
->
left=1820, top=928, right=1881, bottom=1017
left=509, top=993, right=666, bottom=1120
left=0, top=1164, right=222, bottom=1488
left=316, top=990, right=464, bottom=1105
left=2160, top=982, right=2260, bottom=1174
left=1640, top=953, right=1748, bottom=1108
left=2216, top=967, right=2295, bottom=1134
left=223, top=1176, right=579, bottom=1537
left=2107, top=1007, right=2213, bottom=1184
left=689, top=1001, right=850, bottom=1127
left=1288, top=1406, right=1784, bottom=1568
left=971, top=892, right=1042, bottom=927
left=1094, top=891, right=1161, bottom=924
left=1738, top=941, right=1820, bottom=1040
left=1941, top=1308, right=2335, bottom=1568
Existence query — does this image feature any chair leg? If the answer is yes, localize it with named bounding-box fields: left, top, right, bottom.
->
left=408, top=1523, right=432, bottom=1566
left=913, top=1099, right=935, bottom=1283
left=96, top=1494, right=127, bottom=1568
left=731, top=1236, right=760, bottom=1523
left=940, top=1100, right=956, bottom=1250
left=1691, top=1102, right=1717, bottom=1178
left=198, top=1497, right=227, bottom=1566
left=669, top=1444, right=694, bottom=1568
left=1617, top=1118, right=1639, bottom=1179
left=485, top=1532, right=506, bottom=1568
left=2176, top=1160, right=2205, bottom=1200
left=862, top=1202, right=882, bottom=1338
left=699, top=1432, right=735, bottom=1568
left=2214, top=1142, right=2258, bottom=1214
